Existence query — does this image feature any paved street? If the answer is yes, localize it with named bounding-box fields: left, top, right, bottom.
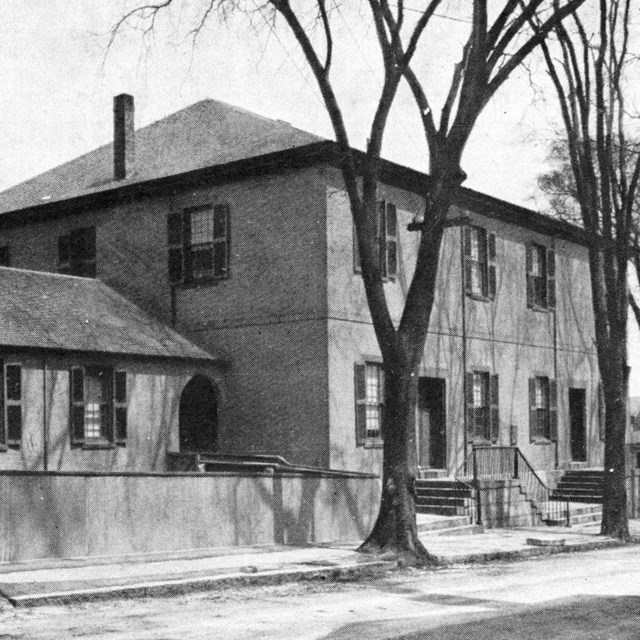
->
left=1, top=545, right=639, bottom=639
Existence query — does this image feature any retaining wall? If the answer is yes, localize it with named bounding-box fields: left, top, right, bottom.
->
left=0, top=471, right=380, bottom=563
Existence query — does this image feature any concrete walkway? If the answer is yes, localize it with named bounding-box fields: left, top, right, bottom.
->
left=0, top=518, right=636, bottom=607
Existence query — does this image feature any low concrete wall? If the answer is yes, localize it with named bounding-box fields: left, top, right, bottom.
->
left=0, top=471, right=380, bottom=563
left=477, top=480, right=538, bottom=528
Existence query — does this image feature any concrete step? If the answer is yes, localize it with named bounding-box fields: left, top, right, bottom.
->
left=416, top=505, right=465, bottom=516
left=415, top=487, right=471, bottom=499
left=421, top=523, right=484, bottom=537
left=416, top=514, right=470, bottom=533
left=551, top=493, right=602, bottom=503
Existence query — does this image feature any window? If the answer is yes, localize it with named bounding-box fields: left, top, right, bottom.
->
left=463, top=226, right=496, bottom=299
left=59, top=227, right=96, bottom=277
left=526, top=243, right=555, bottom=310
left=529, top=376, right=558, bottom=441
left=353, top=200, right=398, bottom=279
left=0, top=246, right=10, bottom=267
left=0, top=362, right=22, bottom=450
left=465, top=371, right=499, bottom=442
left=167, top=204, right=230, bottom=285
left=355, top=362, right=384, bottom=445
left=70, top=366, right=127, bottom=447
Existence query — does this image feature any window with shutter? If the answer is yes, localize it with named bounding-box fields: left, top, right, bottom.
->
left=463, top=226, right=495, bottom=300
left=114, top=370, right=127, bottom=446
left=355, top=361, right=384, bottom=446
left=490, top=374, right=500, bottom=443
left=598, top=383, right=605, bottom=442
left=530, top=376, right=552, bottom=440
left=70, top=365, right=121, bottom=448
left=58, top=227, right=96, bottom=277
left=468, top=371, right=490, bottom=441
left=526, top=243, right=555, bottom=310
left=5, top=364, right=22, bottom=447
left=168, top=204, right=231, bottom=285
left=0, top=358, right=5, bottom=450
left=353, top=200, right=399, bottom=279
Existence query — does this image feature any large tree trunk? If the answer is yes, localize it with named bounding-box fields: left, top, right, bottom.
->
left=600, top=330, right=630, bottom=539
left=358, top=351, right=438, bottom=566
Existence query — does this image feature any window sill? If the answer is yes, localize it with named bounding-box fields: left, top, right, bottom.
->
left=531, top=437, right=554, bottom=445
left=174, top=277, right=229, bottom=290
left=528, top=304, right=553, bottom=313
left=81, top=440, right=116, bottom=451
left=363, top=438, right=384, bottom=449
left=466, top=292, right=493, bottom=303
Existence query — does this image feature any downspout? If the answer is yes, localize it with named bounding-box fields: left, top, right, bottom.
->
left=460, top=226, right=468, bottom=475
left=553, top=237, right=559, bottom=470
left=42, top=356, right=48, bottom=472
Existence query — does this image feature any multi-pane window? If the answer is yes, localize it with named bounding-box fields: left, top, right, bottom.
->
left=0, top=362, right=22, bottom=450
left=526, top=243, right=555, bottom=310
left=353, top=200, right=398, bottom=280
left=71, top=366, right=127, bottom=447
left=466, top=371, right=499, bottom=442
left=463, top=226, right=496, bottom=299
left=0, top=246, right=10, bottom=267
left=529, top=376, right=558, bottom=441
left=59, top=227, right=96, bottom=277
left=167, top=204, right=230, bottom=285
left=355, top=362, right=384, bottom=445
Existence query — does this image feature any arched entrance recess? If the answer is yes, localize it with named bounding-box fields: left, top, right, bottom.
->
left=179, top=375, right=218, bottom=452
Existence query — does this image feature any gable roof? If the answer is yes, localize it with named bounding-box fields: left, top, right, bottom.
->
left=0, top=99, right=325, bottom=215
left=0, top=267, right=217, bottom=362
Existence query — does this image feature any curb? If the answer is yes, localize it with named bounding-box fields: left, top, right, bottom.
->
left=0, top=560, right=392, bottom=608
left=432, top=537, right=628, bottom=567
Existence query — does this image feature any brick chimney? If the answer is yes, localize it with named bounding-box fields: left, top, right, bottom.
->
left=113, top=94, right=135, bottom=181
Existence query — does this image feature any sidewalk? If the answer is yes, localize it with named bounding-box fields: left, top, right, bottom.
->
left=0, top=518, right=636, bottom=607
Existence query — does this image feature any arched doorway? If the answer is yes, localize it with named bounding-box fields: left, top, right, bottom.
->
left=179, top=375, right=218, bottom=452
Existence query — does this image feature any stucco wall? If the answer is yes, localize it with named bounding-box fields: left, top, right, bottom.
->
left=325, top=168, right=601, bottom=475
left=0, top=471, right=380, bottom=562
left=0, top=351, right=224, bottom=472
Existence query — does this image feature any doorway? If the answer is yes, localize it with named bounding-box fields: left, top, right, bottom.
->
left=569, top=388, right=587, bottom=462
left=417, top=377, right=446, bottom=469
left=179, top=375, right=219, bottom=452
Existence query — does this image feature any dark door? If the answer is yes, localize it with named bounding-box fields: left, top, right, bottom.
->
left=417, top=377, right=446, bottom=469
left=569, top=388, right=587, bottom=462
left=179, top=375, right=218, bottom=452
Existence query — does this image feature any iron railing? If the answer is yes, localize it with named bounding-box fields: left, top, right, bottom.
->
left=456, top=445, right=570, bottom=526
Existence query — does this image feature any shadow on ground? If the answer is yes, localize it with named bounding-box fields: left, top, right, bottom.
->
left=321, top=595, right=640, bottom=640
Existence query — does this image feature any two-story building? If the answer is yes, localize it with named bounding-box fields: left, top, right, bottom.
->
left=0, top=95, right=603, bottom=486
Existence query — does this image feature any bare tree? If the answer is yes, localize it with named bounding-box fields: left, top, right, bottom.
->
left=113, top=0, right=586, bottom=564
left=533, top=0, right=640, bottom=539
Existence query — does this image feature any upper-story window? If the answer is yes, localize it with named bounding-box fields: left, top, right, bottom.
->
left=59, top=227, right=96, bottom=278
left=353, top=200, right=398, bottom=280
left=526, top=243, right=555, bottom=310
left=167, top=204, right=230, bottom=286
left=463, top=226, right=496, bottom=300
left=0, top=246, right=10, bottom=267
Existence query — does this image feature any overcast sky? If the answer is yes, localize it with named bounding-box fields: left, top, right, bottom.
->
left=1, top=1, right=639, bottom=393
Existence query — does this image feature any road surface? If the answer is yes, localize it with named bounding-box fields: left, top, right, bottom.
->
left=1, top=545, right=640, bottom=639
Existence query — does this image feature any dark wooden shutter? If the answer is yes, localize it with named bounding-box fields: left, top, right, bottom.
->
left=0, top=246, right=10, bottom=267
left=5, top=364, right=22, bottom=446
left=487, top=233, right=497, bottom=299
left=355, top=364, right=367, bottom=445
left=549, top=379, right=558, bottom=441
left=463, top=227, right=472, bottom=295
left=490, top=373, right=499, bottom=443
left=114, top=370, right=127, bottom=446
left=547, top=248, right=556, bottom=310
left=70, top=367, right=85, bottom=446
left=526, top=245, right=534, bottom=308
left=213, top=204, right=230, bottom=279
left=167, top=212, right=184, bottom=285
left=385, top=202, right=398, bottom=279
left=378, top=201, right=387, bottom=278
left=58, top=235, right=71, bottom=273
left=598, top=382, right=605, bottom=441
left=0, top=358, right=5, bottom=448
left=529, top=377, right=537, bottom=441
left=353, top=221, right=361, bottom=274
left=465, top=372, right=475, bottom=437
